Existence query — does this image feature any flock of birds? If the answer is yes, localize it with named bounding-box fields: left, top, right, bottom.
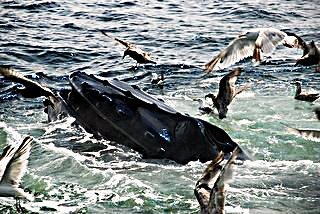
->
left=0, top=27, right=319, bottom=212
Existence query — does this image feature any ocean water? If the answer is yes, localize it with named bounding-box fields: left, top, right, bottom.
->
left=0, top=0, right=319, bottom=213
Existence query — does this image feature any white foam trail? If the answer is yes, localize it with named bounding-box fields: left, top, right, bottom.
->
left=0, top=121, right=23, bottom=146
left=43, top=143, right=86, bottom=163
left=43, top=117, right=76, bottom=135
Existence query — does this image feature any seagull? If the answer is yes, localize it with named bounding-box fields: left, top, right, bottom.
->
left=101, top=30, right=157, bottom=67
left=0, top=136, right=34, bottom=212
left=194, top=147, right=240, bottom=213
left=285, top=126, right=320, bottom=142
left=0, top=66, right=62, bottom=121
left=193, top=98, right=215, bottom=115
left=294, top=81, right=319, bottom=102
left=204, top=28, right=301, bottom=72
left=205, top=68, right=248, bottom=119
left=284, top=32, right=320, bottom=66
left=296, top=41, right=320, bottom=66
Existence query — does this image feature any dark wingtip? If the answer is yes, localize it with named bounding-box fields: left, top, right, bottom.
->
left=0, top=145, right=14, bottom=159
left=0, top=65, right=12, bottom=69
left=282, top=31, right=305, bottom=46
left=22, top=136, right=33, bottom=144
left=100, top=30, right=106, bottom=35
left=100, top=30, right=112, bottom=39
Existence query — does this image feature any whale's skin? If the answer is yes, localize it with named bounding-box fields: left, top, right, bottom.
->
left=43, top=72, right=245, bottom=164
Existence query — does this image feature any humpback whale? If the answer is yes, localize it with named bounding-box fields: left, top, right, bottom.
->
left=0, top=136, right=34, bottom=212
left=0, top=66, right=248, bottom=164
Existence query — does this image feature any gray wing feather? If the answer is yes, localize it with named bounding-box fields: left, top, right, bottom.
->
left=205, top=37, right=256, bottom=71
left=0, top=146, right=16, bottom=181
left=256, top=29, right=287, bottom=54
left=0, top=136, right=33, bottom=186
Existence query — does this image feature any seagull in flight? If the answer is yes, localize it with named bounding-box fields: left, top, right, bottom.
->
left=194, top=147, right=241, bottom=213
left=0, top=136, right=34, bottom=212
left=205, top=68, right=248, bottom=119
left=0, top=66, right=54, bottom=98
left=101, top=30, right=157, bottom=68
left=204, top=28, right=301, bottom=72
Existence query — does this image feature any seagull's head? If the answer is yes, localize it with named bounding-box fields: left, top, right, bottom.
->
left=292, top=81, right=301, bottom=87
left=205, top=93, right=216, bottom=100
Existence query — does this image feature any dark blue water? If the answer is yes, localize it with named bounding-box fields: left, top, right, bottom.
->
left=0, top=0, right=319, bottom=213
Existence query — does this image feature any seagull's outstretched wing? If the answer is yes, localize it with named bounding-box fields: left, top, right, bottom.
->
left=0, top=66, right=54, bottom=98
left=0, top=146, right=16, bottom=181
left=204, top=36, right=256, bottom=72
left=207, top=147, right=240, bottom=212
left=194, top=147, right=241, bottom=213
left=0, top=136, right=33, bottom=187
left=204, top=28, right=298, bottom=72
left=256, top=28, right=287, bottom=54
left=218, top=68, right=242, bottom=103
left=101, top=30, right=132, bottom=48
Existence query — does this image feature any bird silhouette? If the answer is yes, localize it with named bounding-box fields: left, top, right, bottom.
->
left=0, top=66, right=62, bottom=121
left=101, top=30, right=156, bottom=68
left=294, top=81, right=319, bottom=102
left=0, top=136, right=34, bottom=212
left=205, top=68, right=248, bottom=119
left=194, top=147, right=240, bottom=213
left=204, top=28, right=302, bottom=72
left=284, top=32, right=320, bottom=66
left=296, top=41, right=320, bottom=66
